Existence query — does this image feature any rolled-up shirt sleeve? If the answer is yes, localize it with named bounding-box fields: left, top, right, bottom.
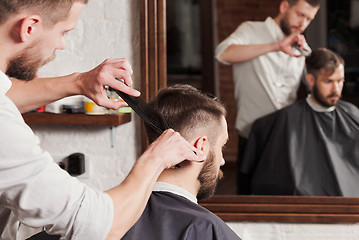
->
left=215, top=23, right=251, bottom=65
left=0, top=94, right=113, bottom=240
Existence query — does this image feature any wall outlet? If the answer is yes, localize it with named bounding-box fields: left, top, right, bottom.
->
left=76, top=155, right=90, bottom=179
left=58, top=153, right=90, bottom=179
left=68, top=153, right=85, bottom=175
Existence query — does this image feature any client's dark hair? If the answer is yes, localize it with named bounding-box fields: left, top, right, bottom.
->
left=145, top=84, right=226, bottom=144
left=306, top=48, right=344, bottom=79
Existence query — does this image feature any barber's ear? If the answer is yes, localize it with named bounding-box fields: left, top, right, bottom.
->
left=17, top=16, right=41, bottom=42
left=194, top=136, right=210, bottom=156
left=306, top=73, right=315, bottom=90
left=279, top=0, right=289, bottom=13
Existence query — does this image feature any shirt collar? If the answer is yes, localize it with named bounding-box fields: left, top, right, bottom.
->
left=306, top=94, right=336, bottom=112
left=0, top=70, right=12, bottom=95
left=154, top=182, right=198, bottom=204
left=264, top=17, right=284, bottom=41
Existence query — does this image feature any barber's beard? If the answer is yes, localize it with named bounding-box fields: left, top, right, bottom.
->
left=280, top=15, right=292, bottom=36
left=197, top=152, right=223, bottom=201
left=6, top=49, right=55, bottom=81
left=312, top=84, right=340, bottom=107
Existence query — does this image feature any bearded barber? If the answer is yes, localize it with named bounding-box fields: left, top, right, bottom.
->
left=215, top=0, right=320, bottom=194
left=0, top=1, right=205, bottom=239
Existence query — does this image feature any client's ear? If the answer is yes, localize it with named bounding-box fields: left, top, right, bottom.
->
left=194, top=136, right=210, bottom=156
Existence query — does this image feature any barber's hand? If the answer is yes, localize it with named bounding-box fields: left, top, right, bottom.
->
left=278, top=33, right=311, bottom=57
left=77, top=58, right=140, bottom=109
left=140, top=129, right=206, bottom=170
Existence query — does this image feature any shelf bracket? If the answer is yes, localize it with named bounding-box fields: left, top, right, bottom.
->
left=110, top=126, right=116, bottom=148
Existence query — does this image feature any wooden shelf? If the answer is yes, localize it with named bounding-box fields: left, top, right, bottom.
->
left=23, top=112, right=131, bottom=126
left=200, top=195, right=359, bottom=223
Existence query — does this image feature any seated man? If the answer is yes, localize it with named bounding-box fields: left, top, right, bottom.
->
left=239, top=48, right=359, bottom=196
left=122, top=85, right=241, bottom=240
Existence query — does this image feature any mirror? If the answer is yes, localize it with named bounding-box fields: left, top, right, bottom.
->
left=140, top=0, right=359, bottom=223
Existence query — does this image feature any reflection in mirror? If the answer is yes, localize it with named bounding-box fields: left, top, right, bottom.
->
left=143, top=0, right=359, bottom=224
left=166, top=0, right=359, bottom=197
left=327, top=0, right=359, bottom=105
left=166, top=0, right=216, bottom=95
left=167, top=1, right=201, bottom=87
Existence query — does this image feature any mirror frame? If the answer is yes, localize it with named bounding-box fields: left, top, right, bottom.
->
left=139, top=0, right=359, bottom=223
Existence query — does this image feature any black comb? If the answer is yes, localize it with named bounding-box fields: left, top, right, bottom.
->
left=113, top=88, right=169, bottom=135
left=292, top=42, right=311, bottom=57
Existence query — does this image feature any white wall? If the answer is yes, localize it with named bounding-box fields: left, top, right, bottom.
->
left=31, top=0, right=359, bottom=239
left=34, top=0, right=141, bottom=191
left=227, top=222, right=359, bottom=240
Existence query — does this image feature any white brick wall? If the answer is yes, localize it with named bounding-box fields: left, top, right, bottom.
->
left=35, top=0, right=141, bottom=191
left=31, top=1, right=359, bottom=239
left=227, top=222, right=359, bottom=240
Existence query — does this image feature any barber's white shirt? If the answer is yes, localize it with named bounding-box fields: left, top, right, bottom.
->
left=215, top=17, right=305, bottom=137
left=0, top=71, right=113, bottom=240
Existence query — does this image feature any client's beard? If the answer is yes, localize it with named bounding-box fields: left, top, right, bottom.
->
left=197, top=151, right=224, bottom=201
left=312, top=83, right=340, bottom=107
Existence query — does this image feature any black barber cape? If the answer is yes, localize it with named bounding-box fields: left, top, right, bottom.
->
left=26, top=231, right=60, bottom=240
left=122, top=191, right=241, bottom=240
left=240, top=98, right=359, bottom=196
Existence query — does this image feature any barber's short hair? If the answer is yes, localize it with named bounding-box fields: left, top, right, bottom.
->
left=287, top=0, right=320, bottom=7
left=306, top=48, right=344, bottom=79
left=0, top=0, right=89, bottom=25
left=145, top=84, right=226, bottom=144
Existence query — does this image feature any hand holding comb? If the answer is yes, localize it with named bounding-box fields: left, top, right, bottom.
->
left=112, top=79, right=169, bottom=135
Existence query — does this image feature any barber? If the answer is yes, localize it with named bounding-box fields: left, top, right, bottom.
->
left=0, top=0, right=205, bottom=239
